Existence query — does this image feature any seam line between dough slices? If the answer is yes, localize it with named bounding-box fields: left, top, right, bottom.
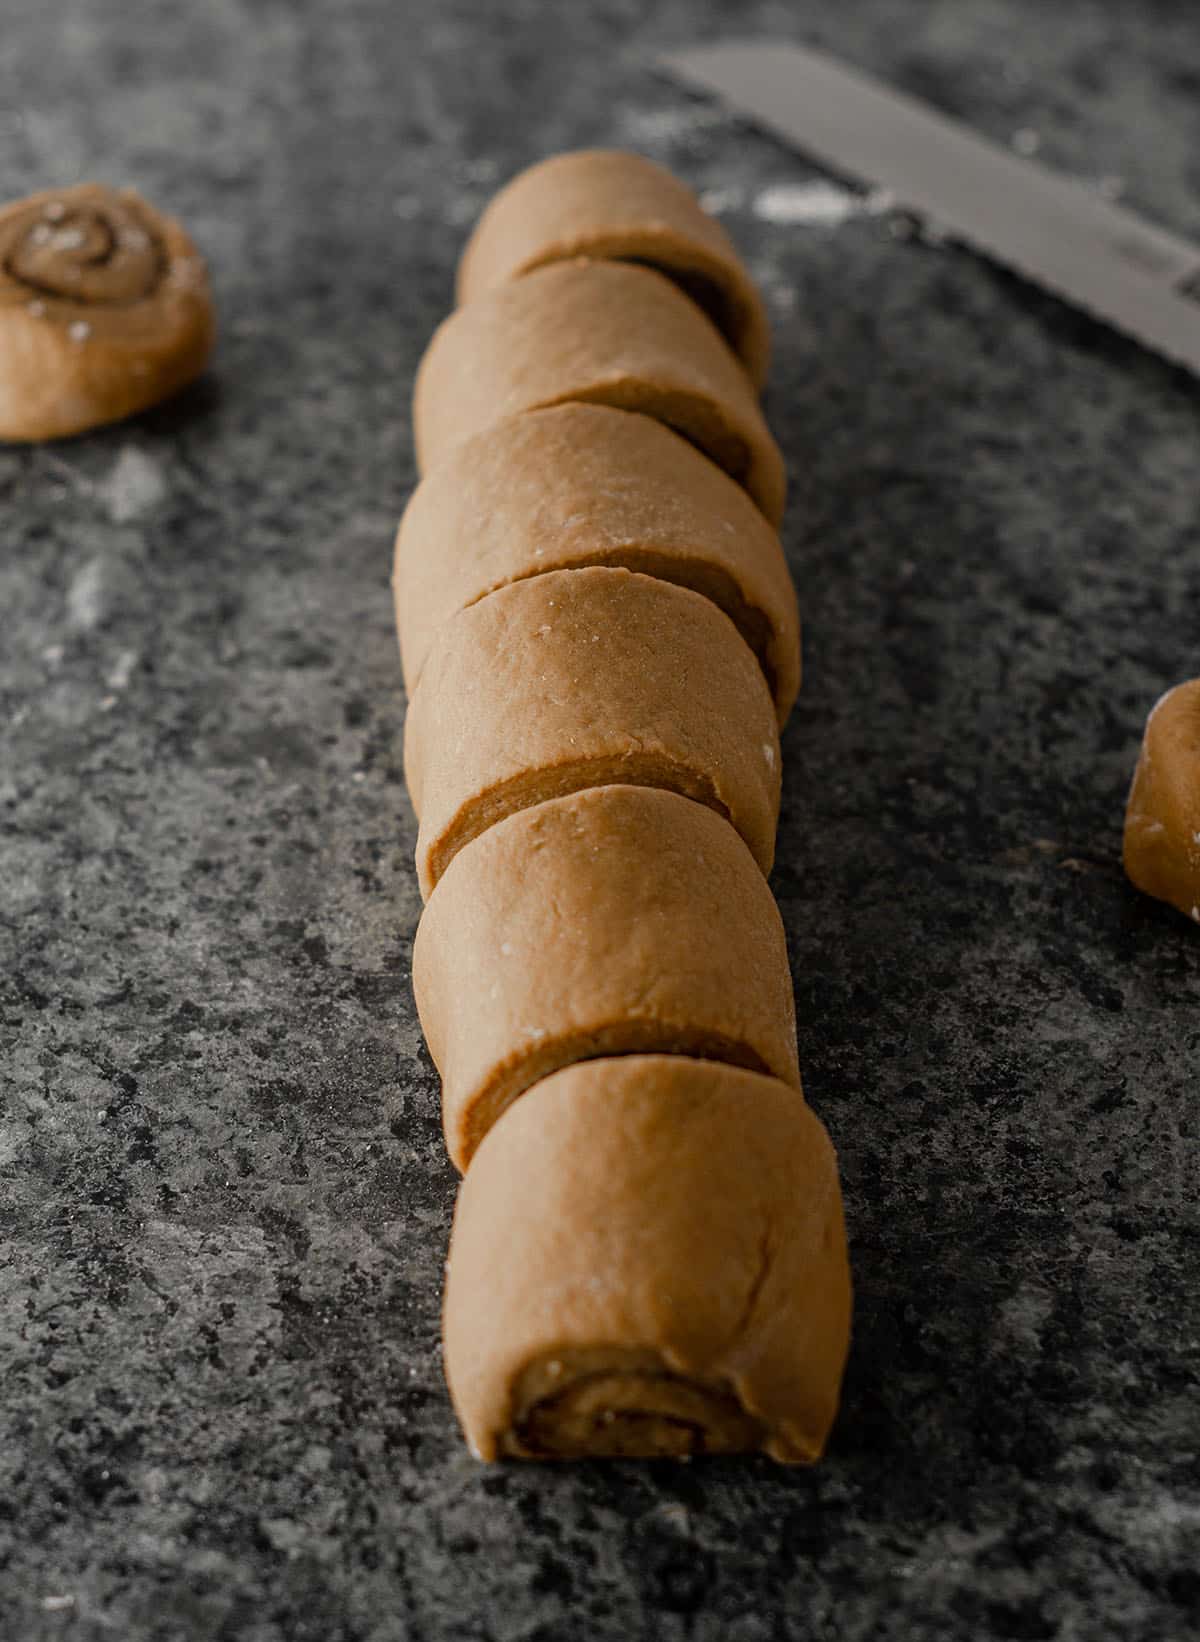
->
left=461, top=1032, right=778, bottom=1168
left=424, top=761, right=743, bottom=893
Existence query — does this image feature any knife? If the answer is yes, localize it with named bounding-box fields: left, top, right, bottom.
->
left=657, top=40, right=1200, bottom=377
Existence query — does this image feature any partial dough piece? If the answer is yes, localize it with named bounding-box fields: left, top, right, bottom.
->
left=1123, top=678, right=1200, bottom=925
left=444, top=1055, right=851, bottom=1464
left=413, top=259, right=786, bottom=526
left=0, top=184, right=214, bottom=442
left=457, top=149, right=771, bottom=391
left=404, top=567, right=781, bottom=896
left=413, top=785, right=800, bottom=1171
left=393, top=403, right=801, bottom=723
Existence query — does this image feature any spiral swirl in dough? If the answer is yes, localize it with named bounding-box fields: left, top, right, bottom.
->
left=0, top=184, right=215, bottom=441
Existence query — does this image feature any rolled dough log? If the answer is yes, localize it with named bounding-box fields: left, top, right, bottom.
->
left=456, top=149, right=771, bottom=391
left=404, top=567, right=782, bottom=896
left=1123, top=678, right=1200, bottom=925
left=443, top=1055, right=851, bottom=1463
left=393, top=402, right=801, bottom=724
left=413, top=785, right=800, bottom=1171
left=0, top=184, right=214, bottom=442
left=412, top=259, right=786, bottom=526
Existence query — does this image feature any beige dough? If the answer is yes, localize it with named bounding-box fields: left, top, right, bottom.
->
left=1123, top=678, right=1200, bottom=925
left=0, top=184, right=215, bottom=442
left=412, top=259, right=786, bottom=526
left=413, top=785, right=800, bottom=1171
left=457, top=149, right=771, bottom=391
left=393, top=402, right=801, bottom=724
left=395, top=151, right=853, bottom=1470
left=404, top=567, right=781, bottom=896
left=443, top=1054, right=851, bottom=1464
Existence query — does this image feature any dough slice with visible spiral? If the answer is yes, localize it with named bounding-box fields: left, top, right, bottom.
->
left=443, top=1056, right=851, bottom=1464
left=0, top=183, right=214, bottom=441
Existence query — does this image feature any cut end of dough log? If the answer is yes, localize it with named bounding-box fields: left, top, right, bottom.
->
left=455, top=148, right=771, bottom=390
left=503, top=1350, right=765, bottom=1459
left=0, top=183, right=215, bottom=442
left=443, top=1056, right=851, bottom=1465
left=1123, top=678, right=1200, bottom=925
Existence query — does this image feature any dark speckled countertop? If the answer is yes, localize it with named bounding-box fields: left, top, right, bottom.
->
left=1, top=2, right=1198, bottom=1639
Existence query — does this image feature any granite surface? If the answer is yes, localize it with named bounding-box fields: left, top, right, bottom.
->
left=2, top=1, right=1198, bottom=1638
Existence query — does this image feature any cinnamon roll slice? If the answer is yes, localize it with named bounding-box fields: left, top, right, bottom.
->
left=0, top=184, right=214, bottom=441
left=413, top=785, right=800, bottom=1172
left=413, top=260, right=786, bottom=526
left=1124, top=679, right=1200, bottom=925
left=393, top=403, right=801, bottom=724
left=404, top=567, right=782, bottom=897
left=457, top=149, right=771, bottom=391
left=443, top=1056, right=851, bottom=1464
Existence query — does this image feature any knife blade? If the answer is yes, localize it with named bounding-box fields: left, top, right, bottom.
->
left=657, top=40, right=1200, bottom=377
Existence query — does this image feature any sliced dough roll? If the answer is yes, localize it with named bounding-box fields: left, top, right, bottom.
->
left=404, top=567, right=781, bottom=897
left=457, top=149, right=771, bottom=391
left=414, top=785, right=800, bottom=1171
left=412, top=259, right=786, bottom=526
left=0, top=184, right=214, bottom=442
left=1123, top=678, right=1200, bottom=924
left=393, top=403, right=800, bottom=724
left=444, top=1055, right=851, bottom=1464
